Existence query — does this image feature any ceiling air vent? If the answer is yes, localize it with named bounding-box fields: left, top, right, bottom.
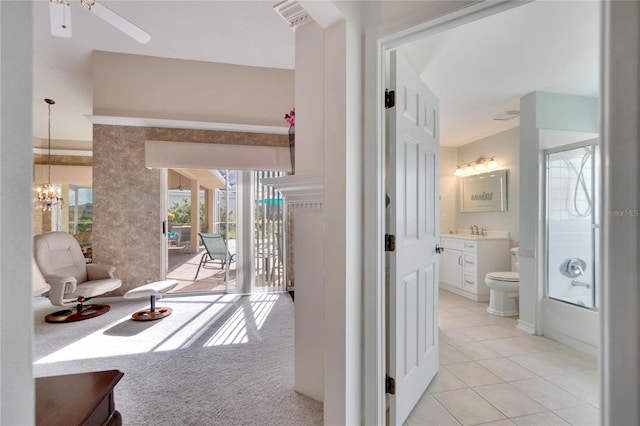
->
left=493, top=110, right=520, bottom=121
left=274, top=1, right=312, bottom=30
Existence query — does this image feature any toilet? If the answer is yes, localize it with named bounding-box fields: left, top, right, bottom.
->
left=485, top=247, right=520, bottom=316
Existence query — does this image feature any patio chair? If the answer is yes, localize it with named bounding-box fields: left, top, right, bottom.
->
left=34, top=231, right=122, bottom=323
left=194, top=233, right=235, bottom=280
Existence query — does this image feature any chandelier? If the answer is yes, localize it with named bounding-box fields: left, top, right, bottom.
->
left=34, top=98, right=63, bottom=211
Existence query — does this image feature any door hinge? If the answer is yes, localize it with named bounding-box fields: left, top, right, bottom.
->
left=385, top=89, right=395, bottom=109
left=385, top=234, right=396, bottom=252
left=385, top=374, right=396, bottom=395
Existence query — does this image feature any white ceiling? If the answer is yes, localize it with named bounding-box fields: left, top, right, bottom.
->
left=33, top=1, right=599, bottom=148
left=33, top=0, right=295, bottom=142
left=401, top=1, right=600, bottom=147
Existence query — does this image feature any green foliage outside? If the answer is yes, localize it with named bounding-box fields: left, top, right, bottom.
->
left=69, top=211, right=92, bottom=233
left=168, top=197, right=205, bottom=225
left=219, top=207, right=236, bottom=239
left=169, top=198, right=236, bottom=238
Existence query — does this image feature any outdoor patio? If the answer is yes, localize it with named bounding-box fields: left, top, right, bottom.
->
left=167, top=239, right=283, bottom=294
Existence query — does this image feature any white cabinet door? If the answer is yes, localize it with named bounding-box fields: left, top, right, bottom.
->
left=440, top=250, right=462, bottom=288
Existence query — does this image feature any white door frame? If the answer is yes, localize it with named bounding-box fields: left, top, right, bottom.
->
left=363, top=1, right=544, bottom=423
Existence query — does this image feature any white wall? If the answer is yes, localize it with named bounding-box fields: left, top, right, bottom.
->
left=92, top=51, right=293, bottom=128
left=324, top=19, right=363, bottom=426
left=295, top=22, right=325, bottom=176
left=439, top=147, right=458, bottom=234
left=456, top=127, right=520, bottom=242
left=291, top=20, right=326, bottom=403
left=0, top=1, right=35, bottom=423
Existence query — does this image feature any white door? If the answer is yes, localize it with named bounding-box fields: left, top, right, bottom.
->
left=387, top=50, right=440, bottom=425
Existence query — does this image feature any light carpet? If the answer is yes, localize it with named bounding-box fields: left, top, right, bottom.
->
left=33, top=293, right=323, bottom=426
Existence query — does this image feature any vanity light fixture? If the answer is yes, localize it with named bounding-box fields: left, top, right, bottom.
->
left=453, top=156, right=499, bottom=176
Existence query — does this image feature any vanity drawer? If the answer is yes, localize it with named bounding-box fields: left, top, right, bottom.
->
left=440, top=238, right=463, bottom=251
left=463, top=253, right=477, bottom=271
left=462, top=240, right=477, bottom=252
left=462, top=273, right=477, bottom=292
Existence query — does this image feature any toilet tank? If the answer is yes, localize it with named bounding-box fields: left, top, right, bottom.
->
left=511, top=247, right=520, bottom=272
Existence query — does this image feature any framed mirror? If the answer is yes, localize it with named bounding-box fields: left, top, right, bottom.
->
left=459, top=169, right=507, bottom=212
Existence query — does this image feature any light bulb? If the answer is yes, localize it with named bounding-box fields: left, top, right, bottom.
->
left=475, top=162, right=486, bottom=172
left=465, top=164, right=474, bottom=174
left=454, top=167, right=464, bottom=176
left=488, top=157, right=498, bottom=169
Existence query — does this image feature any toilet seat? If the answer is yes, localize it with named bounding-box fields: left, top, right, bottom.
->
left=486, top=271, right=519, bottom=282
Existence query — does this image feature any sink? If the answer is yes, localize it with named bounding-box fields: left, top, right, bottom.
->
left=441, top=233, right=482, bottom=240
left=441, top=231, right=510, bottom=240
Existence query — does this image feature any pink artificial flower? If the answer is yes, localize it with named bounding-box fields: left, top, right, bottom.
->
left=284, top=108, right=295, bottom=128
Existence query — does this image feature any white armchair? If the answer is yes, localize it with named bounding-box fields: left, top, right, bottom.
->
left=34, top=231, right=122, bottom=323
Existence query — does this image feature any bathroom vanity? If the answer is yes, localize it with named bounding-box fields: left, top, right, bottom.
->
left=439, top=232, right=511, bottom=302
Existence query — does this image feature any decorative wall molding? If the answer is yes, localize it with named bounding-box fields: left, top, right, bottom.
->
left=273, top=0, right=313, bottom=30
left=261, top=175, right=324, bottom=206
left=86, top=115, right=289, bottom=135
left=33, top=147, right=92, bottom=157
left=290, top=201, right=323, bottom=211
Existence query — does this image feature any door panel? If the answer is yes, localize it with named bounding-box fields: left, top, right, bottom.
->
left=388, top=50, right=440, bottom=425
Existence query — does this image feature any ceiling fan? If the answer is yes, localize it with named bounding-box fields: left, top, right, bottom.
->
left=49, top=0, right=151, bottom=44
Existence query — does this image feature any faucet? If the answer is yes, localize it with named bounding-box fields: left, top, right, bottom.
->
left=470, top=225, right=479, bottom=236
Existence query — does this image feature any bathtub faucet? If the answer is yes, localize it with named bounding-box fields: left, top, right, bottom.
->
left=571, top=279, right=592, bottom=289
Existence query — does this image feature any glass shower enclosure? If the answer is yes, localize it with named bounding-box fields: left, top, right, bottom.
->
left=545, top=141, right=599, bottom=309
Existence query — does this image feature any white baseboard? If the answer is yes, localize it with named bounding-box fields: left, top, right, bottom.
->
left=439, top=283, right=489, bottom=302
left=517, top=319, right=535, bottom=334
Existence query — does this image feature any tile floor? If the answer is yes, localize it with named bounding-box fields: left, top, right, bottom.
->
left=405, top=290, right=600, bottom=426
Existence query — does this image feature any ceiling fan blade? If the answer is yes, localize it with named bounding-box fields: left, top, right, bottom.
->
left=89, top=1, right=151, bottom=44
left=49, top=1, right=72, bottom=38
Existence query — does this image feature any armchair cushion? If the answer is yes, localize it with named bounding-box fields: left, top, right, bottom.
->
left=86, top=264, right=116, bottom=281
left=34, top=231, right=122, bottom=307
left=34, top=232, right=87, bottom=284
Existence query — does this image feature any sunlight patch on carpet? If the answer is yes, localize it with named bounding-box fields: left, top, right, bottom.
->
left=35, top=294, right=241, bottom=364
left=205, top=293, right=278, bottom=346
